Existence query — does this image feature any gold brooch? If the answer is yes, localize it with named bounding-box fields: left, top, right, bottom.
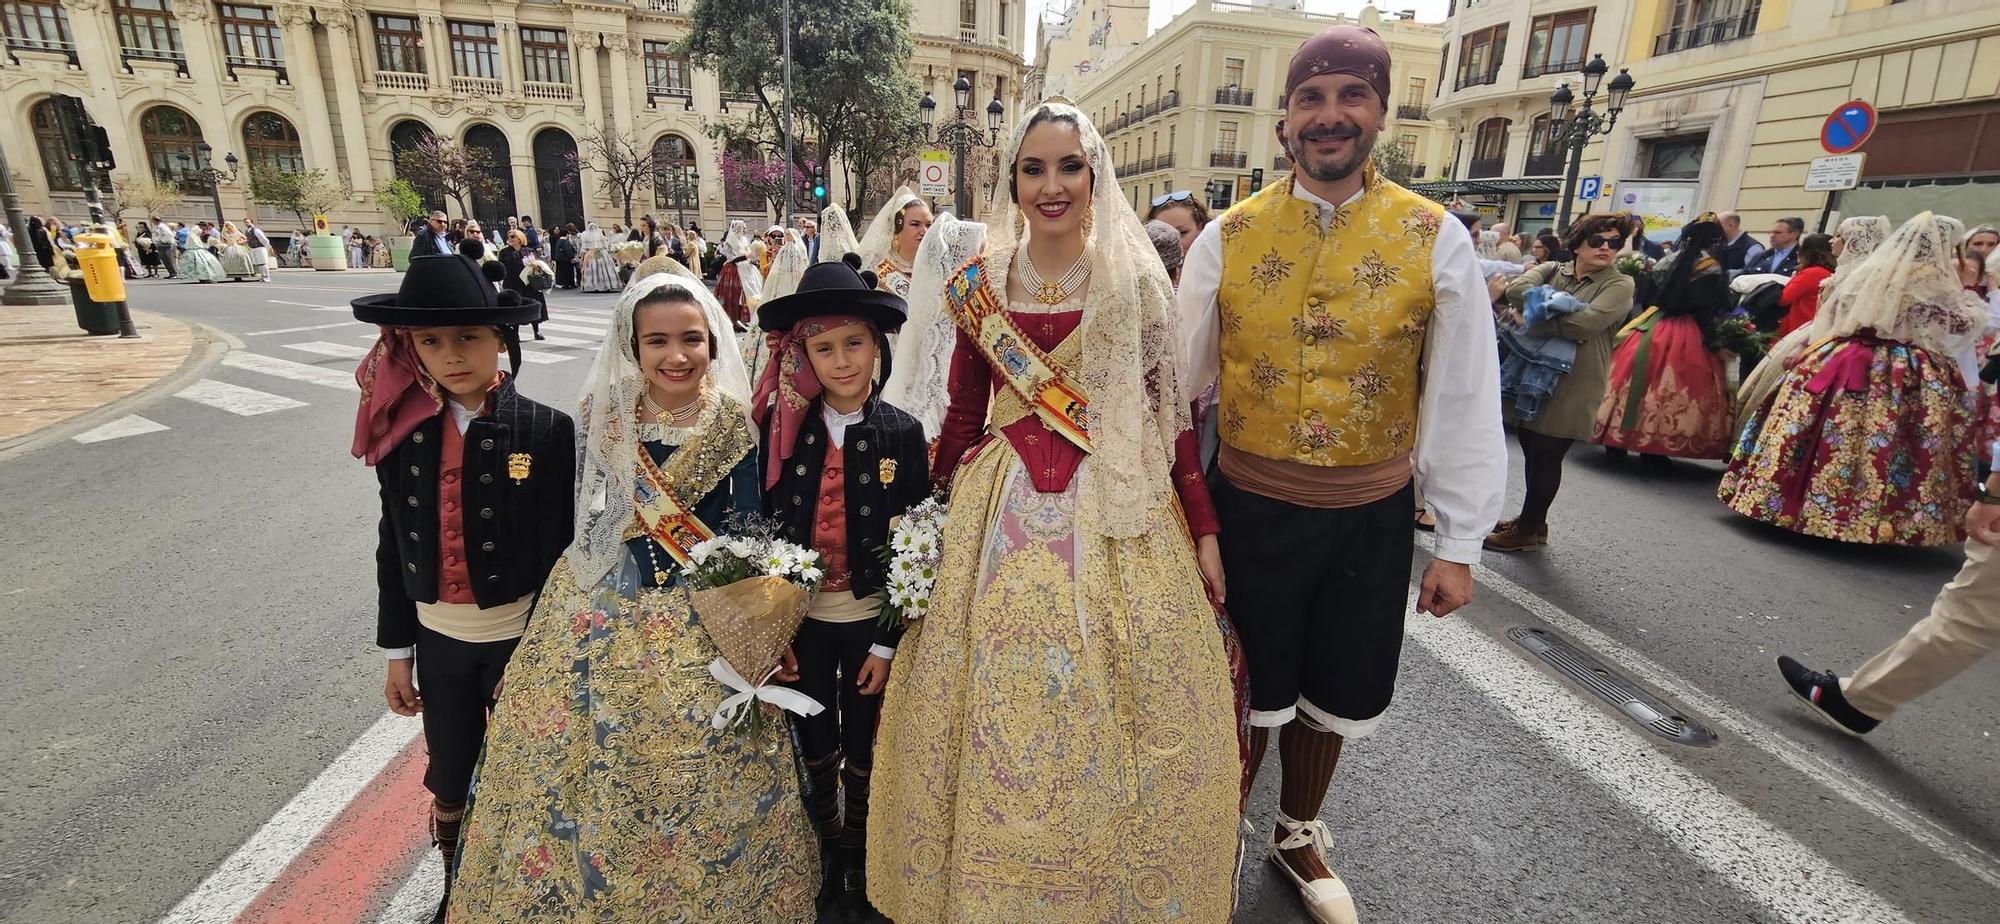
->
left=878, top=458, right=898, bottom=486
left=507, top=452, right=532, bottom=484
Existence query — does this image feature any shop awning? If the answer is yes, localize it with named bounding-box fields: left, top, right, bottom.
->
left=1408, top=177, right=1564, bottom=201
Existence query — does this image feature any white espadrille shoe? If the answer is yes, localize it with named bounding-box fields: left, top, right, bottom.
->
left=1267, top=812, right=1359, bottom=924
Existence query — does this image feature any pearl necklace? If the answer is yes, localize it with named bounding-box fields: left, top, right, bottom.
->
left=645, top=391, right=703, bottom=426
left=1021, top=248, right=1091, bottom=305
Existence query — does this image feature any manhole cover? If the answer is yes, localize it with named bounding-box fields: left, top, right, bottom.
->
left=1507, top=627, right=1717, bottom=747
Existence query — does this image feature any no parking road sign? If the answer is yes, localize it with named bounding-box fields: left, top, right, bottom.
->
left=919, top=150, right=950, bottom=197
left=1820, top=101, right=1876, bottom=155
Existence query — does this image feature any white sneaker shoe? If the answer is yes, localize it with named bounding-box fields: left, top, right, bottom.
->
left=1267, top=812, right=1359, bottom=924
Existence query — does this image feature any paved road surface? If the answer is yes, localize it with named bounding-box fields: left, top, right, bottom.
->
left=1, top=271, right=1994, bottom=923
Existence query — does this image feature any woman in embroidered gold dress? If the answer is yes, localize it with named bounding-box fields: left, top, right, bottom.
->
left=447, top=273, right=817, bottom=923
left=866, top=100, right=1239, bottom=923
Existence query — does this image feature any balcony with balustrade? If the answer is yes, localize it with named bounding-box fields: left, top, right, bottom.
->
left=1214, top=86, right=1255, bottom=107
left=1396, top=104, right=1429, bottom=121
left=1210, top=150, right=1246, bottom=168
left=452, top=75, right=504, bottom=96
left=648, top=84, right=694, bottom=109
left=374, top=71, right=431, bottom=93
left=1467, top=157, right=1504, bottom=179
left=1522, top=150, right=1566, bottom=177
left=525, top=81, right=575, bottom=102
left=1653, top=7, right=1761, bottom=56
left=646, top=0, right=685, bottom=13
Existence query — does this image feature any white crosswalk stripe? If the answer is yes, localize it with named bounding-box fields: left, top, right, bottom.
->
left=222, top=351, right=360, bottom=391
left=538, top=322, right=611, bottom=338
left=285, top=338, right=573, bottom=366
left=364, top=331, right=600, bottom=349
left=71, top=415, right=170, bottom=443
left=279, top=340, right=370, bottom=360
left=175, top=379, right=310, bottom=416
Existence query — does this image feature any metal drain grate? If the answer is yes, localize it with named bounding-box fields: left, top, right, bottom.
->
left=1506, top=627, right=1718, bottom=747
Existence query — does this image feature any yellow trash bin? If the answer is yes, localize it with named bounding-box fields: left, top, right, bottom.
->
left=74, top=232, right=128, bottom=303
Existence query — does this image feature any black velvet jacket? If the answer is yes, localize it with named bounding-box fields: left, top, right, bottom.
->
left=763, top=395, right=930, bottom=649
left=374, top=379, right=576, bottom=649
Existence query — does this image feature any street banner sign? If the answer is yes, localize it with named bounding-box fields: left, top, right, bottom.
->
left=919, top=150, right=950, bottom=197
left=312, top=214, right=329, bottom=234
left=1619, top=180, right=1698, bottom=243
left=1804, top=153, right=1866, bottom=191
left=1820, top=100, right=1876, bottom=155
left=1578, top=176, right=1602, bottom=201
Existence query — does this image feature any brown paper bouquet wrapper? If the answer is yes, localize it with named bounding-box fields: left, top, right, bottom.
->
left=691, top=575, right=811, bottom=682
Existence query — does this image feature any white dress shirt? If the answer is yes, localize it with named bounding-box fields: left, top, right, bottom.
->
left=1176, top=180, right=1507, bottom=564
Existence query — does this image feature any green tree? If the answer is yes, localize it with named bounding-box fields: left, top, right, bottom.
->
left=378, top=178, right=428, bottom=233
left=681, top=0, right=922, bottom=213
left=113, top=176, right=183, bottom=222
left=247, top=166, right=314, bottom=227
left=1371, top=141, right=1415, bottom=187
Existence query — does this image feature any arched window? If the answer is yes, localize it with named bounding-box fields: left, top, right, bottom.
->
left=653, top=134, right=697, bottom=211
left=532, top=127, right=581, bottom=230
left=1470, top=117, right=1509, bottom=178
left=1525, top=114, right=1561, bottom=176
left=462, top=123, right=515, bottom=228
left=140, top=104, right=207, bottom=192
left=29, top=97, right=89, bottom=191
left=242, top=111, right=304, bottom=174
left=388, top=119, right=444, bottom=211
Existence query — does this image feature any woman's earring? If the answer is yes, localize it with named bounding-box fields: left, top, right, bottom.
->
left=1081, top=206, right=1095, bottom=240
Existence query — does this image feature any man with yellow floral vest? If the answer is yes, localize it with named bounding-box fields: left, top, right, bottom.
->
left=1177, top=25, right=1505, bottom=923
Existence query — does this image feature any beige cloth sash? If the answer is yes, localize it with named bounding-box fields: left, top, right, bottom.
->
left=416, top=592, right=536, bottom=643
left=807, top=590, right=884, bottom=624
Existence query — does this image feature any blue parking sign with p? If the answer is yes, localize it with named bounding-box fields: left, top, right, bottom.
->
left=1578, top=176, right=1601, bottom=201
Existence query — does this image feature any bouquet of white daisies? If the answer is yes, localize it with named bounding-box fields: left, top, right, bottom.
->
left=682, top=520, right=826, bottom=736
left=876, top=496, right=949, bottom=629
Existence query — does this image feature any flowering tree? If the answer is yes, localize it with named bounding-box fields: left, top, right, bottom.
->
left=566, top=124, right=659, bottom=227
left=719, top=148, right=818, bottom=217
left=391, top=135, right=498, bottom=219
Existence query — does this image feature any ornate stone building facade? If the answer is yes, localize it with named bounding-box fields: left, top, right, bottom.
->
left=1072, top=1, right=1452, bottom=217
left=0, top=0, right=1024, bottom=231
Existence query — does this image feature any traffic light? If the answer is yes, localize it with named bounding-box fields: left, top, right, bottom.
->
left=812, top=173, right=827, bottom=207
left=1250, top=168, right=1264, bottom=193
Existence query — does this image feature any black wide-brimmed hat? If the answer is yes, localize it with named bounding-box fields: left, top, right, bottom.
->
left=757, top=256, right=908, bottom=334
left=351, top=254, right=541, bottom=326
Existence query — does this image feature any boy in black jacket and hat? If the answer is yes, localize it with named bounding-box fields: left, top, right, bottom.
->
left=350, top=255, right=575, bottom=922
left=751, top=255, right=929, bottom=922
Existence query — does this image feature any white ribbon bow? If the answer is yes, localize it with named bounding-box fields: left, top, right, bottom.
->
left=708, top=657, right=825, bottom=730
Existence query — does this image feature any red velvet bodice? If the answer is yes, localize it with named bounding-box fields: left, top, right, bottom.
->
left=931, top=307, right=1218, bottom=537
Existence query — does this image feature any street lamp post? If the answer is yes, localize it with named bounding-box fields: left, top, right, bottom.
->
left=1546, top=54, right=1634, bottom=232
left=919, top=76, right=1004, bottom=218
left=0, top=138, right=71, bottom=305
left=176, top=142, right=240, bottom=230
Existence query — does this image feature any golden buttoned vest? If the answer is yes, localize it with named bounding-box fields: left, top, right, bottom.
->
left=1216, top=175, right=1445, bottom=466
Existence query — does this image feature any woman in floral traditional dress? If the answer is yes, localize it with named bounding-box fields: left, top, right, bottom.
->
left=866, top=100, right=1238, bottom=924
left=1718, top=212, right=1985, bottom=545
left=1592, top=213, right=1735, bottom=461
left=1732, top=216, right=1894, bottom=442
left=448, top=273, right=817, bottom=923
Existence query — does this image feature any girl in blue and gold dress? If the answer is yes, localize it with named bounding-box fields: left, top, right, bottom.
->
left=448, top=273, right=816, bottom=923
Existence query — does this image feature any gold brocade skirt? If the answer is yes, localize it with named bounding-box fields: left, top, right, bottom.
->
left=447, top=554, right=818, bottom=924
left=866, top=439, right=1240, bottom=923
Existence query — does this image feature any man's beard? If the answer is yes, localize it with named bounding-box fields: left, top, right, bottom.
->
left=1287, top=123, right=1376, bottom=183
